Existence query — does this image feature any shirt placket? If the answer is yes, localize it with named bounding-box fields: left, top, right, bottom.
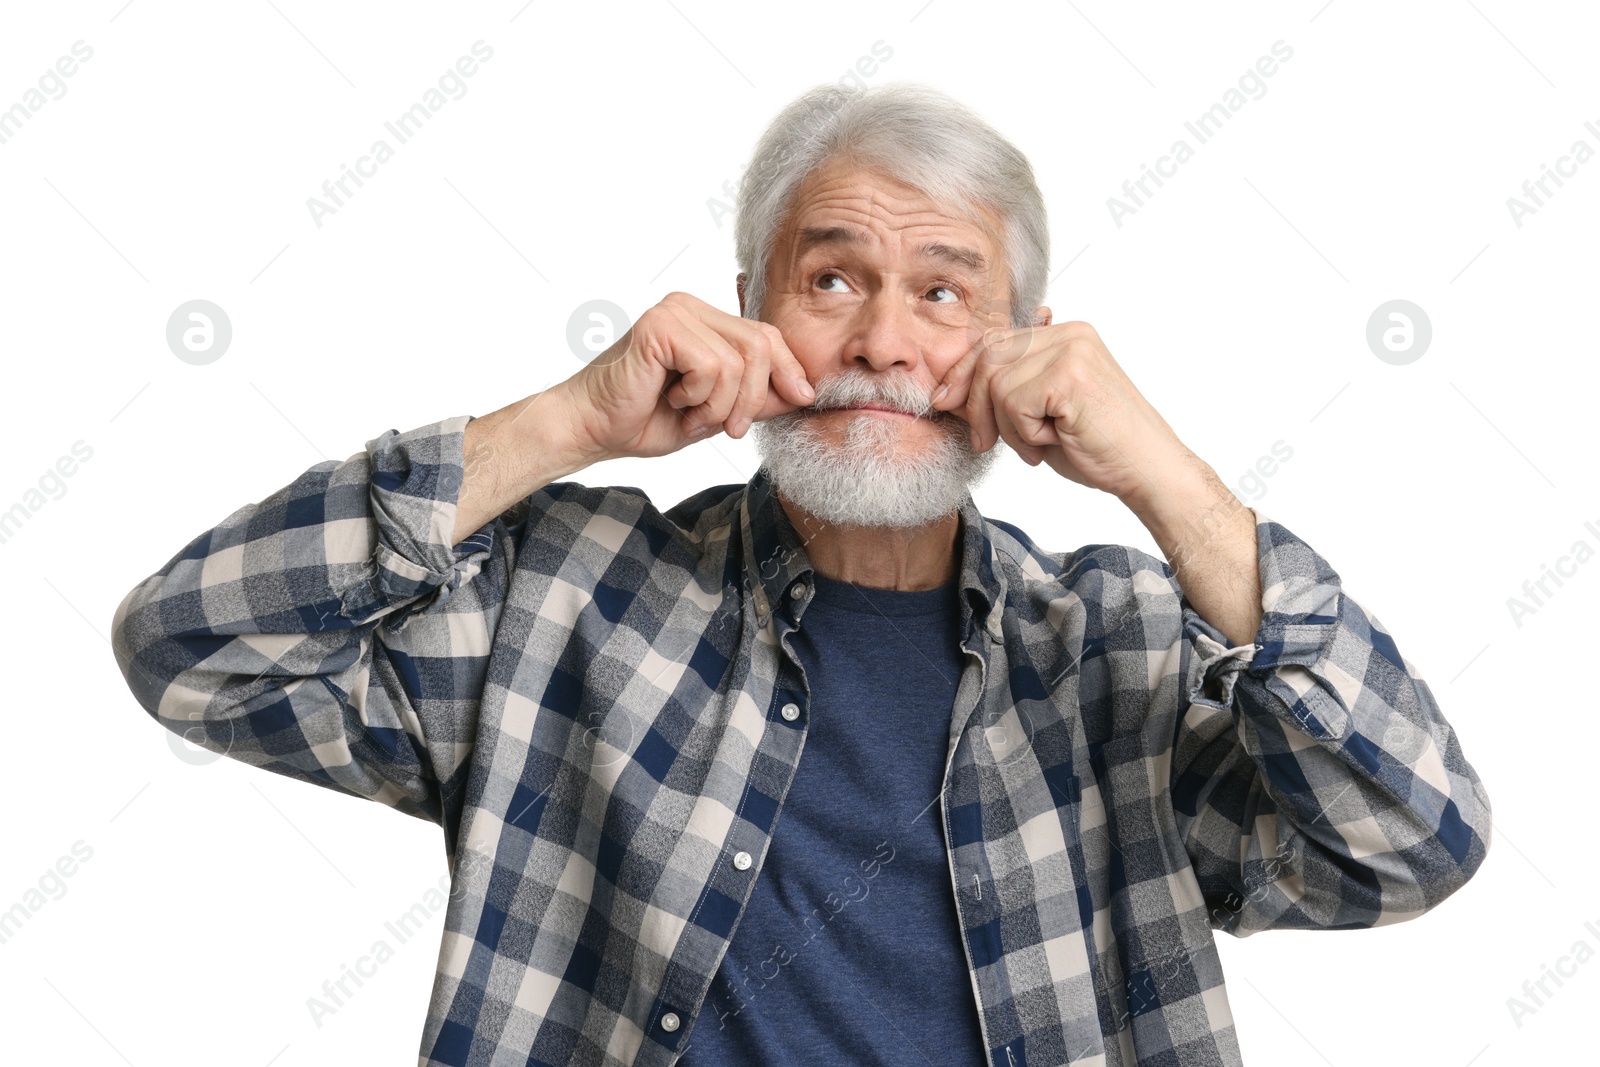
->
left=635, top=510, right=817, bottom=1064
left=942, top=601, right=1007, bottom=1063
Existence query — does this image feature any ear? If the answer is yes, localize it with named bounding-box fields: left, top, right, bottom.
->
left=1032, top=305, right=1052, bottom=327
left=736, top=273, right=747, bottom=316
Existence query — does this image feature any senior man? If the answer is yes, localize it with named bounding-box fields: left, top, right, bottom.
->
left=114, top=82, right=1489, bottom=1066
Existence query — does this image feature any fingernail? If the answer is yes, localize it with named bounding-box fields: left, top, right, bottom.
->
left=799, top=379, right=815, bottom=401
left=931, top=383, right=949, bottom=406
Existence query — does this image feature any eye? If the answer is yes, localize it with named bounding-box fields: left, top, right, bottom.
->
left=815, top=272, right=852, bottom=293
left=926, top=285, right=961, bottom=303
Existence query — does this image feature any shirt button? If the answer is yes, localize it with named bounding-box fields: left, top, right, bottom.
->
left=733, top=850, right=753, bottom=871
left=661, top=1011, right=681, bottom=1032
left=780, top=702, right=800, bottom=721
left=789, top=581, right=808, bottom=600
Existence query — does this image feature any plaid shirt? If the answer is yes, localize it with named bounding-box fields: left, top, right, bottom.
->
left=112, top=414, right=1491, bottom=1066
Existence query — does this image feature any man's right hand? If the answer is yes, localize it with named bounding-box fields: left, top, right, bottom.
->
left=555, top=291, right=816, bottom=463
left=451, top=292, right=815, bottom=545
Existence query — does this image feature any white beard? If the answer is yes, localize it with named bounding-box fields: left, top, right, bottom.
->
left=750, top=367, right=1003, bottom=529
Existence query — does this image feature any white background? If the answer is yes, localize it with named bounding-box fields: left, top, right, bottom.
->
left=0, top=1, right=1594, bottom=1064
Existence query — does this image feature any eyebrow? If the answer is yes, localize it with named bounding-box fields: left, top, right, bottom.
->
left=793, top=225, right=989, bottom=276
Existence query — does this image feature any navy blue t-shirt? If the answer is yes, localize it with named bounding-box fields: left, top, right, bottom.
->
left=682, top=570, right=988, bottom=1065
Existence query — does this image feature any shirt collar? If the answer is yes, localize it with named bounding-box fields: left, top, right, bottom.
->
left=737, top=466, right=1006, bottom=640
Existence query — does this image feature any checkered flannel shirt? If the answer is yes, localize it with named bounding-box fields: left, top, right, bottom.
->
left=112, top=414, right=1491, bottom=1066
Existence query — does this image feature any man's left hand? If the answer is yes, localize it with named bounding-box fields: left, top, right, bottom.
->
left=930, top=318, right=1193, bottom=508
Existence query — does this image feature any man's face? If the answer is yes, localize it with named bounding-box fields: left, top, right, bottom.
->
left=754, top=158, right=1012, bottom=458
left=743, top=159, right=1031, bottom=528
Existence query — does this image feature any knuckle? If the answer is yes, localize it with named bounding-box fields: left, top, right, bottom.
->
left=746, top=338, right=772, bottom=368
left=638, top=304, right=678, bottom=340
left=742, top=326, right=775, bottom=362
left=1060, top=359, right=1094, bottom=390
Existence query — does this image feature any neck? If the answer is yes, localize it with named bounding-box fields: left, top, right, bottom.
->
left=776, top=490, right=961, bottom=591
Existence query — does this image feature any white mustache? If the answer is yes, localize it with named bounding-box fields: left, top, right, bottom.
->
left=803, top=370, right=940, bottom=418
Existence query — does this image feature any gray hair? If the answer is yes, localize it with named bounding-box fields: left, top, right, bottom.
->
left=734, top=81, right=1050, bottom=329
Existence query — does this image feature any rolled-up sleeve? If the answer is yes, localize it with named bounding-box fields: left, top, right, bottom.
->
left=1169, top=506, right=1491, bottom=936
left=111, top=415, right=517, bottom=829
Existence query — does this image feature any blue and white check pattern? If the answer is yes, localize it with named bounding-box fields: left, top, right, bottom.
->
left=112, top=414, right=1491, bottom=1066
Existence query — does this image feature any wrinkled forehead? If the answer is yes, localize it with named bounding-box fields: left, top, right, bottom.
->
left=772, top=161, right=1007, bottom=296
left=781, top=160, right=1002, bottom=253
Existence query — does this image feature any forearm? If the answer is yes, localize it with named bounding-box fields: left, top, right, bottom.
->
left=1124, top=452, right=1261, bottom=646
left=453, top=384, right=599, bottom=545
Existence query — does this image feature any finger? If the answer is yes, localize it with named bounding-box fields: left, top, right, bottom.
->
left=992, top=398, right=1043, bottom=463
left=757, top=322, right=815, bottom=410
left=1008, top=371, right=1065, bottom=451
left=964, top=361, right=1000, bottom=453
left=725, top=329, right=770, bottom=438
left=658, top=312, right=726, bottom=413
left=693, top=315, right=774, bottom=437
left=658, top=313, right=740, bottom=439
left=677, top=318, right=745, bottom=439
left=932, top=326, right=993, bottom=414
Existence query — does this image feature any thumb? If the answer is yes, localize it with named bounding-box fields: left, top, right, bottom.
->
left=772, top=366, right=815, bottom=409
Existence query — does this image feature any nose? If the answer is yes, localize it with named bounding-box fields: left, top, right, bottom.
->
left=848, top=288, right=925, bottom=376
